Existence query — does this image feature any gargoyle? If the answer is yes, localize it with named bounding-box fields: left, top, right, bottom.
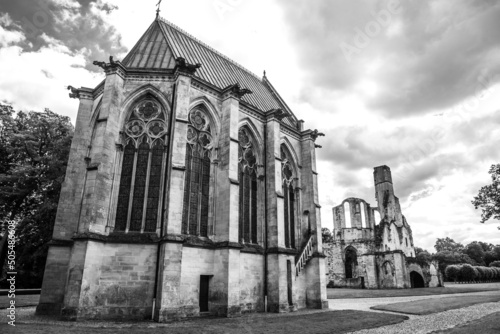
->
left=67, top=85, right=80, bottom=99
left=310, top=129, right=325, bottom=141
left=269, top=108, right=288, bottom=121
left=93, top=56, right=119, bottom=71
left=225, top=83, right=252, bottom=99
left=174, top=57, right=201, bottom=74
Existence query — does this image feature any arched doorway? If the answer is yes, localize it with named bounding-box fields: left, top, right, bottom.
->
left=410, top=271, right=425, bottom=288
left=345, top=247, right=357, bottom=279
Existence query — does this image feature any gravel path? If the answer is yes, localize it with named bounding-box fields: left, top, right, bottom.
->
left=328, top=290, right=500, bottom=334
left=348, top=302, right=500, bottom=334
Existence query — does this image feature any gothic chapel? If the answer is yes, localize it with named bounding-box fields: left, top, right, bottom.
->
left=36, top=16, right=327, bottom=321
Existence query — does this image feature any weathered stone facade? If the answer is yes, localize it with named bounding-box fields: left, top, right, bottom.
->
left=325, top=165, right=443, bottom=289
left=36, top=17, right=327, bottom=321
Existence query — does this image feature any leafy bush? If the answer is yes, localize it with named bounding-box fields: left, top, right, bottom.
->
left=445, top=265, right=460, bottom=282
left=459, top=264, right=477, bottom=282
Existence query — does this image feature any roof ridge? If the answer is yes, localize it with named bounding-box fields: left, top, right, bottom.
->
left=157, top=16, right=264, bottom=83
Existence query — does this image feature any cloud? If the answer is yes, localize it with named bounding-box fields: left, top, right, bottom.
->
left=1, top=0, right=127, bottom=72
left=277, top=0, right=500, bottom=117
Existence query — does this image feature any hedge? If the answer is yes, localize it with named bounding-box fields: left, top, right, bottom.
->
left=445, top=264, right=500, bottom=283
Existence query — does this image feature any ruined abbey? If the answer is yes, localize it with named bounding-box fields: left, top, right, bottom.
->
left=36, top=17, right=327, bottom=321
left=324, top=165, right=442, bottom=289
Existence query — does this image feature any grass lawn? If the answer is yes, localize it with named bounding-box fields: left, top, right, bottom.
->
left=0, top=294, right=39, bottom=308
left=0, top=308, right=408, bottom=334
left=327, top=282, right=500, bottom=299
left=430, top=311, right=500, bottom=334
left=371, top=294, right=500, bottom=315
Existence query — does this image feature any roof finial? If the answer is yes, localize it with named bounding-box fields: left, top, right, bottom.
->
left=156, top=0, right=162, bottom=19
left=263, top=70, right=267, bottom=78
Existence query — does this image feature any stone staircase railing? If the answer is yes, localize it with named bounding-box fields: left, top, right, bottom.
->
left=295, top=234, right=314, bottom=276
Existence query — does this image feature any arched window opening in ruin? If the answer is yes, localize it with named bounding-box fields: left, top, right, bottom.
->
left=374, top=210, right=381, bottom=225
left=115, top=98, right=169, bottom=233
left=281, top=146, right=296, bottom=248
left=181, top=107, right=215, bottom=237
left=238, top=128, right=258, bottom=244
left=345, top=247, right=357, bottom=279
left=344, top=202, right=351, bottom=228
left=410, top=271, right=425, bottom=288
left=360, top=202, right=366, bottom=228
left=405, top=237, right=408, bottom=247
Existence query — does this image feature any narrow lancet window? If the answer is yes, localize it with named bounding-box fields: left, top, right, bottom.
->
left=182, top=108, right=213, bottom=237
left=281, top=146, right=296, bottom=249
left=238, top=128, right=258, bottom=244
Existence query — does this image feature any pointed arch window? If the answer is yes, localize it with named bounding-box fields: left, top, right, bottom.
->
left=281, top=146, right=296, bottom=249
left=182, top=108, right=214, bottom=237
left=115, top=99, right=168, bottom=233
left=238, top=128, right=258, bottom=244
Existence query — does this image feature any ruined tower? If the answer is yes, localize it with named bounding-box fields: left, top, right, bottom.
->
left=374, top=165, right=403, bottom=227
left=325, top=165, right=442, bottom=289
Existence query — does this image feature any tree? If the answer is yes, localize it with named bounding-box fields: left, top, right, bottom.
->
left=472, top=164, right=500, bottom=226
left=0, top=105, right=73, bottom=288
left=434, top=237, right=464, bottom=253
left=459, top=264, right=477, bottom=283
left=322, top=227, right=334, bottom=244
left=432, top=250, right=474, bottom=278
left=464, top=241, right=486, bottom=266
left=416, top=250, right=432, bottom=262
left=414, top=246, right=426, bottom=255
left=445, top=265, right=460, bottom=282
left=490, top=260, right=500, bottom=268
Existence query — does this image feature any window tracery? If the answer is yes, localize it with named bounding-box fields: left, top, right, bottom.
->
left=281, top=146, right=296, bottom=249
left=182, top=107, right=214, bottom=237
left=115, top=99, right=168, bottom=233
left=238, top=128, right=258, bottom=244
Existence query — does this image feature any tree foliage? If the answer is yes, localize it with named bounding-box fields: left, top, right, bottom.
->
left=472, top=164, right=500, bottom=225
left=0, top=105, right=73, bottom=288
left=434, top=237, right=464, bottom=253
left=322, top=227, right=334, bottom=244
left=490, top=260, right=500, bottom=268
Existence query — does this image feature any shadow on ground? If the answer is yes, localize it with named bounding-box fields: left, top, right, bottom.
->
left=0, top=308, right=407, bottom=334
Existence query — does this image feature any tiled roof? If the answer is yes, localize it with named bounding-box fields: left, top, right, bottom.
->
left=122, top=18, right=298, bottom=127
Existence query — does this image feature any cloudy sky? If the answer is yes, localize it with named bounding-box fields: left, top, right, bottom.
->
left=1, top=0, right=499, bottom=251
